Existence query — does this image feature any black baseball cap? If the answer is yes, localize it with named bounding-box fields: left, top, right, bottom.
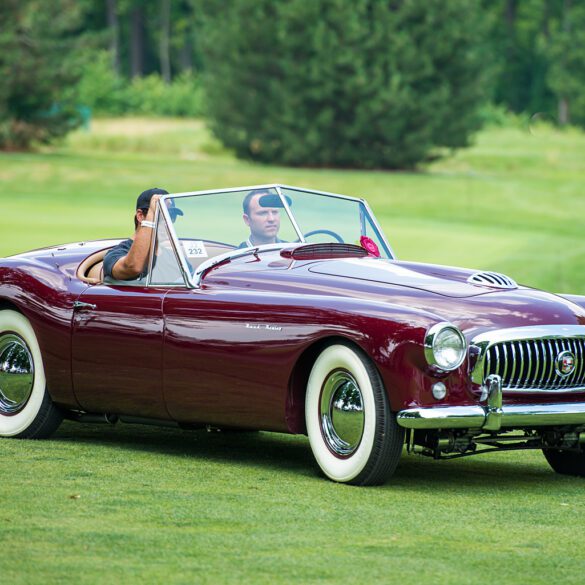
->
left=136, top=187, right=169, bottom=210
left=136, top=187, right=184, bottom=221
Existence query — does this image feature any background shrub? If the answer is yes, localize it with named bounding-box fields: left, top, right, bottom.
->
left=77, top=51, right=204, bottom=118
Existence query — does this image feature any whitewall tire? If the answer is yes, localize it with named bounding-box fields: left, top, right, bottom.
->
left=0, top=310, right=62, bottom=438
left=305, top=343, right=404, bottom=485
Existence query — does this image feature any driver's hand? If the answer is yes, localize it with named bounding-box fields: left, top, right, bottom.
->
left=149, top=195, right=161, bottom=211
left=145, top=195, right=161, bottom=221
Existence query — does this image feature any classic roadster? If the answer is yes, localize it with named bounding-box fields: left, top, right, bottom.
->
left=2, top=184, right=585, bottom=486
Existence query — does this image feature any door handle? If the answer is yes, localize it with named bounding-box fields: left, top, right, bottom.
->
left=73, top=301, right=97, bottom=311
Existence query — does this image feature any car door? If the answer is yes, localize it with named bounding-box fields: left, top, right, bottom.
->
left=71, top=199, right=194, bottom=418
left=161, top=270, right=314, bottom=434
left=71, top=283, right=169, bottom=418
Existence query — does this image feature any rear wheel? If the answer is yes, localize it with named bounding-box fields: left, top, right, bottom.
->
left=305, top=343, right=404, bottom=485
left=0, top=310, right=62, bottom=438
left=543, top=447, right=585, bottom=477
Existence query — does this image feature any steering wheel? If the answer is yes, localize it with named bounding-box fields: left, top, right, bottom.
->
left=301, top=229, right=344, bottom=243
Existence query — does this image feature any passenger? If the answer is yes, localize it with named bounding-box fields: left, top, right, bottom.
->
left=239, top=189, right=284, bottom=248
left=103, top=188, right=168, bottom=281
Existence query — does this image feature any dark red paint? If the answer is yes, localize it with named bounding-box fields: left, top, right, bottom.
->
left=2, top=239, right=585, bottom=434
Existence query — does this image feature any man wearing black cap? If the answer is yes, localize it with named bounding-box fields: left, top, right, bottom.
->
left=103, top=187, right=168, bottom=281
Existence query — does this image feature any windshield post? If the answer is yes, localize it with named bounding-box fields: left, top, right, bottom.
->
left=145, top=203, right=160, bottom=286
left=158, top=195, right=195, bottom=287
left=361, top=199, right=396, bottom=259
left=275, top=185, right=305, bottom=244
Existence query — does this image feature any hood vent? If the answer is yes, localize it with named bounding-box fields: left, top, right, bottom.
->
left=281, top=243, right=368, bottom=261
left=468, top=271, right=518, bottom=290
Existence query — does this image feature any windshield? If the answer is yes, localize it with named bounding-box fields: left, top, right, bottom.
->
left=155, top=185, right=393, bottom=285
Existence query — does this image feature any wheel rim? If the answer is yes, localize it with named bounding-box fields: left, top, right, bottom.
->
left=0, top=334, right=35, bottom=415
left=320, top=369, right=365, bottom=457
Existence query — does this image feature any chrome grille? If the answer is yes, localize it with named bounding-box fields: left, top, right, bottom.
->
left=484, top=338, right=585, bottom=391
left=470, top=326, right=585, bottom=394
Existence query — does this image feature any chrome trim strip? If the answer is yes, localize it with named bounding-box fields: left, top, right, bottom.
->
left=472, top=325, right=585, bottom=345
left=397, top=402, right=585, bottom=430
left=524, top=340, right=532, bottom=389
left=396, top=406, right=486, bottom=430
left=569, top=338, right=579, bottom=386
left=508, top=341, right=517, bottom=387
left=502, top=342, right=509, bottom=382
left=503, top=385, right=585, bottom=394
left=577, top=339, right=585, bottom=384
left=516, top=341, right=525, bottom=388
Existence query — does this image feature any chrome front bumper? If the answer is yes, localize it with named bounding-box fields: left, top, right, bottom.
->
left=397, top=375, right=585, bottom=431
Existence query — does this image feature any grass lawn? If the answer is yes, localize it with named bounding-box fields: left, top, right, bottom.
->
left=1, top=118, right=585, bottom=291
left=1, top=118, right=585, bottom=584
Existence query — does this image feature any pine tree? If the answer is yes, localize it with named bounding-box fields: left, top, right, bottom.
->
left=0, top=0, right=88, bottom=150
left=200, top=0, right=490, bottom=169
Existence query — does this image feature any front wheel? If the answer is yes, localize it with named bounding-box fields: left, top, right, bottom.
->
left=0, top=310, right=63, bottom=439
left=543, top=447, right=585, bottom=477
left=305, top=343, right=404, bottom=485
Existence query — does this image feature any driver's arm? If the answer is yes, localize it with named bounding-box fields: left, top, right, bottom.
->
left=112, top=195, right=160, bottom=280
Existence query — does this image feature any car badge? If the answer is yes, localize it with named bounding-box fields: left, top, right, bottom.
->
left=556, top=350, right=576, bottom=377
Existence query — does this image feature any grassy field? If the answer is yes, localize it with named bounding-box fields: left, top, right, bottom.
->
left=1, top=119, right=585, bottom=584
left=1, top=118, right=585, bottom=291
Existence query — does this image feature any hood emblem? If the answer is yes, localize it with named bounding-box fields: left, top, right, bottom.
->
left=556, top=350, right=576, bottom=377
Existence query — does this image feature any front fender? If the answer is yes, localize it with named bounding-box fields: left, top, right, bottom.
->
left=0, top=259, right=86, bottom=409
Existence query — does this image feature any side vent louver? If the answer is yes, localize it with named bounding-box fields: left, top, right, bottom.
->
left=467, top=271, right=518, bottom=290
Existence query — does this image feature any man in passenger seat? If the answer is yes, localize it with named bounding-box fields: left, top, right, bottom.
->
left=103, top=188, right=169, bottom=281
left=239, top=189, right=284, bottom=248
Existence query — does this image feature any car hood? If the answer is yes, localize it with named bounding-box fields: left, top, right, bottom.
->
left=308, top=258, right=505, bottom=298
left=301, top=257, right=585, bottom=333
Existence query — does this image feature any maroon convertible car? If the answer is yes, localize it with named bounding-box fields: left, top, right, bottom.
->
left=2, top=184, right=585, bottom=485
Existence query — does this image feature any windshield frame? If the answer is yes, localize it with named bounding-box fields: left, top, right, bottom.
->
left=153, top=184, right=395, bottom=289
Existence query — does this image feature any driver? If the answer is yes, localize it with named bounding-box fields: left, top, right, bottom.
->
left=103, top=187, right=168, bottom=281
left=239, top=189, right=283, bottom=248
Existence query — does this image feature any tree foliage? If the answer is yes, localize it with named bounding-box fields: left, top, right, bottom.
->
left=485, top=0, right=585, bottom=126
left=200, top=0, right=489, bottom=169
left=547, top=2, right=585, bottom=126
left=0, top=0, right=89, bottom=150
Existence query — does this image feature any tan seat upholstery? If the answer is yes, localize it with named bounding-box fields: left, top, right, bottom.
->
left=77, top=249, right=109, bottom=284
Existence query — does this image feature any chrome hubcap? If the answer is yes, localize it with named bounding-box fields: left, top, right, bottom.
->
left=0, top=334, right=35, bottom=415
left=320, top=370, right=365, bottom=457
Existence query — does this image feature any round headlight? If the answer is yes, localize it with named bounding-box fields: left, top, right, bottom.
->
left=424, top=322, right=467, bottom=372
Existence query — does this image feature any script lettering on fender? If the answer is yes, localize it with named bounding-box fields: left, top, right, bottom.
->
left=245, top=323, right=283, bottom=331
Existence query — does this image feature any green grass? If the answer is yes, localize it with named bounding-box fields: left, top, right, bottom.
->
left=1, top=118, right=585, bottom=584
left=3, top=423, right=585, bottom=585
left=1, top=118, right=585, bottom=293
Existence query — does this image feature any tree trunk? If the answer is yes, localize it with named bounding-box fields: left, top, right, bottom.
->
left=505, top=0, right=517, bottom=31
left=106, top=0, right=120, bottom=75
left=558, top=0, right=572, bottom=125
left=130, top=5, right=144, bottom=79
left=159, top=0, right=172, bottom=83
left=558, top=98, right=569, bottom=125
left=178, top=40, right=193, bottom=73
